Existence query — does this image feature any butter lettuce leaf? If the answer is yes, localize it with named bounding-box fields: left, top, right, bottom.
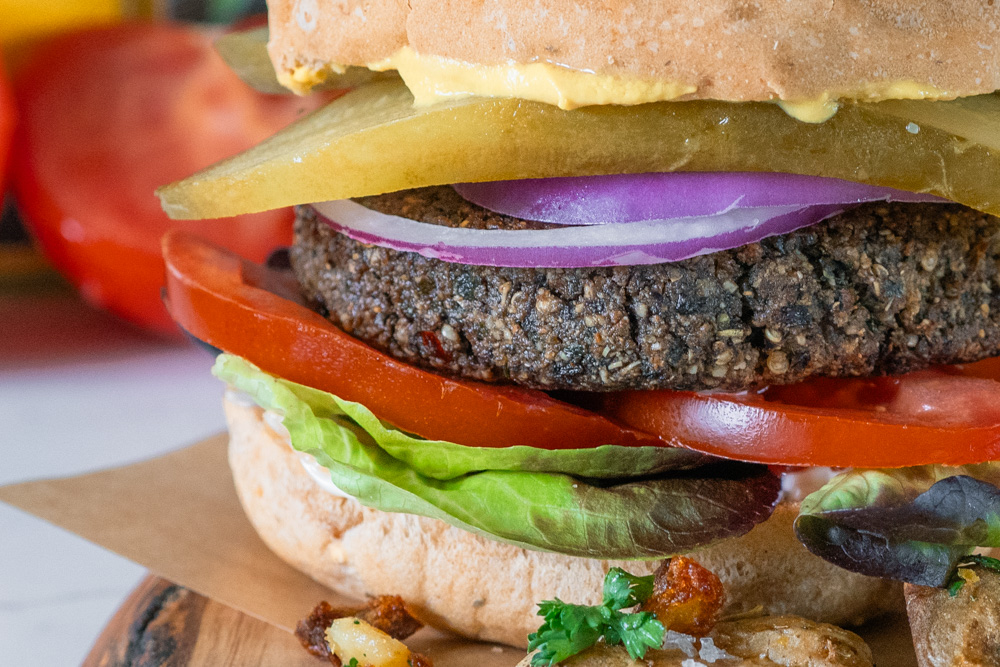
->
left=216, top=354, right=780, bottom=558
left=795, top=465, right=1000, bottom=586
left=215, top=355, right=708, bottom=480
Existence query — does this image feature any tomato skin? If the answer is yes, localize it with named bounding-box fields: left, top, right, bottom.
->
left=164, top=232, right=1000, bottom=465
left=11, top=23, right=326, bottom=337
left=163, top=230, right=667, bottom=450
left=0, top=57, right=14, bottom=190
left=601, top=367, right=1000, bottom=468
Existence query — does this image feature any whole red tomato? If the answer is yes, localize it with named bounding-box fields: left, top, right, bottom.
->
left=0, top=57, right=14, bottom=189
left=11, top=22, right=326, bottom=337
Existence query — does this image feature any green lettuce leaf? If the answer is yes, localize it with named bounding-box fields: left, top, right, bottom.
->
left=215, top=355, right=706, bottom=480
left=216, top=354, right=780, bottom=559
left=795, top=465, right=1000, bottom=586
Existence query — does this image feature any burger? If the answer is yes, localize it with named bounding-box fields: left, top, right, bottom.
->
left=158, top=0, right=1000, bottom=662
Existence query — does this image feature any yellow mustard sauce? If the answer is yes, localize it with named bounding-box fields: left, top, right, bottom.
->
left=368, top=46, right=696, bottom=110
left=281, top=48, right=957, bottom=123
left=778, top=81, right=955, bottom=123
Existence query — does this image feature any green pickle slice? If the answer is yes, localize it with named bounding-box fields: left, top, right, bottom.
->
left=158, top=81, right=1000, bottom=219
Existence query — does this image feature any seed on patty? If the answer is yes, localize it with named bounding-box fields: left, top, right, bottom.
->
left=291, top=186, right=1000, bottom=392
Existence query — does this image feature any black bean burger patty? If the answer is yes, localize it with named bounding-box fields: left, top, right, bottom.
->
left=291, top=186, right=1000, bottom=392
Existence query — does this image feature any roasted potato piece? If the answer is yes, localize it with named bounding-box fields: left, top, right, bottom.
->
left=518, top=615, right=873, bottom=666
left=295, top=596, right=426, bottom=665
left=640, top=556, right=725, bottom=636
left=905, top=564, right=1000, bottom=667
left=297, top=601, right=344, bottom=663
left=356, top=595, right=424, bottom=640
left=711, top=615, right=874, bottom=666
left=326, top=617, right=412, bottom=667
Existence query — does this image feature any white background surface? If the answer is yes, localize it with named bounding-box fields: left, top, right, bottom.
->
left=0, top=287, right=227, bottom=666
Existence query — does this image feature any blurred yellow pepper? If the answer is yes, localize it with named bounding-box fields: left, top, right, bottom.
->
left=0, top=0, right=153, bottom=56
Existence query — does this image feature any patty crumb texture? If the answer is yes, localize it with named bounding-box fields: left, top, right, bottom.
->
left=291, top=187, right=1000, bottom=392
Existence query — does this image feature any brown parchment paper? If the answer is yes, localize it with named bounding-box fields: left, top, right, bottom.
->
left=0, top=434, right=917, bottom=666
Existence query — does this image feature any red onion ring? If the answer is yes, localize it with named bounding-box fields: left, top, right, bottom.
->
left=311, top=199, right=849, bottom=268
left=452, top=172, right=944, bottom=225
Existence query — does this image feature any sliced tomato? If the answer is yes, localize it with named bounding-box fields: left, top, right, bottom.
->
left=162, top=230, right=665, bottom=450
left=600, top=363, right=1000, bottom=468
left=11, top=23, right=329, bottom=337
left=164, top=231, right=1000, bottom=465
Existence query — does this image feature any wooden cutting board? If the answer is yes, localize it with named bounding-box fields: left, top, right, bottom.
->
left=82, top=576, right=323, bottom=667
left=82, top=575, right=527, bottom=667
left=85, top=575, right=920, bottom=667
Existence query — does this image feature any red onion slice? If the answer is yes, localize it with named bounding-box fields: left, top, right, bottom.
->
left=311, top=199, right=848, bottom=268
left=453, top=172, right=945, bottom=225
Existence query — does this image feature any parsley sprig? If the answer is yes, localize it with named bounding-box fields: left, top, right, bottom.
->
left=527, top=568, right=665, bottom=665
left=947, top=554, right=1000, bottom=596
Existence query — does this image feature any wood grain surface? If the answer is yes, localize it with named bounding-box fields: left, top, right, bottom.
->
left=82, top=575, right=527, bottom=667
left=83, top=576, right=319, bottom=667
left=84, top=573, right=935, bottom=667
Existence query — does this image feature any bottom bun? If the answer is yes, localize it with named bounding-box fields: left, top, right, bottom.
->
left=225, top=395, right=902, bottom=648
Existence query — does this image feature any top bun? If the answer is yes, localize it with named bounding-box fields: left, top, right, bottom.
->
left=268, top=0, right=1000, bottom=103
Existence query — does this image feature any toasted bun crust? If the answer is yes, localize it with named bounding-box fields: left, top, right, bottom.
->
left=225, top=396, right=901, bottom=647
left=268, top=0, right=1000, bottom=102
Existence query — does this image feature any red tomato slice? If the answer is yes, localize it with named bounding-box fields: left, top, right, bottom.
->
left=11, top=23, right=328, bottom=337
left=600, top=363, right=1000, bottom=468
left=0, top=57, right=14, bottom=189
left=164, top=231, right=1000, bottom=466
left=162, top=230, right=666, bottom=450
